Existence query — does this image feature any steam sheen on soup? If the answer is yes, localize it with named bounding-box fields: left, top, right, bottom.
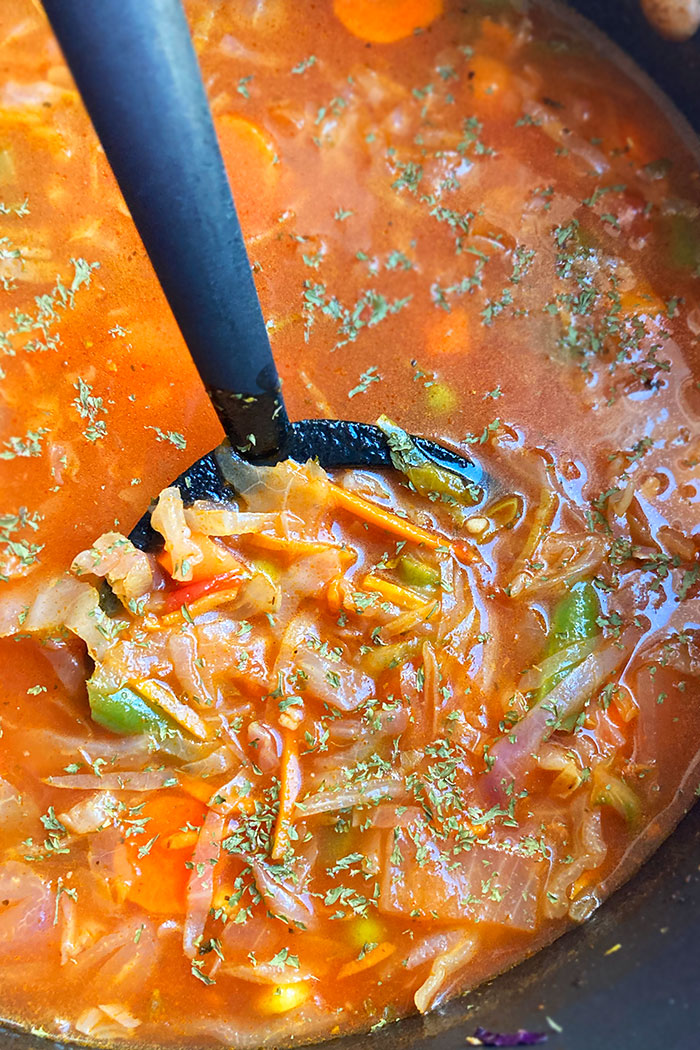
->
left=0, top=0, right=699, bottom=1045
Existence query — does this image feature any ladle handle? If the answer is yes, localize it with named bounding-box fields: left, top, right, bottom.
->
left=42, top=0, right=289, bottom=459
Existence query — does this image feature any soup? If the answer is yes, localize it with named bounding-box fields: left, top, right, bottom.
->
left=0, top=0, right=699, bottom=1045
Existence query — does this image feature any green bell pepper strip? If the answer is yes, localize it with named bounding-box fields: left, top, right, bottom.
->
left=87, top=681, right=173, bottom=736
left=537, top=580, right=601, bottom=702
left=667, top=213, right=700, bottom=272
left=376, top=415, right=482, bottom=506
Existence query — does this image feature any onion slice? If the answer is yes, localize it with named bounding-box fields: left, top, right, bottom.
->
left=484, top=635, right=638, bottom=797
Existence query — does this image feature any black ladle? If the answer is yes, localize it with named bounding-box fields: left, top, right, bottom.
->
left=42, top=0, right=483, bottom=548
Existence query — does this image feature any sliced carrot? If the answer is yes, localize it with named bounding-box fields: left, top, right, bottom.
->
left=215, top=114, right=280, bottom=234
left=338, top=941, right=396, bottom=978
left=361, top=573, right=425, bottom=609
left=467, top=54, right=520, bottom=117
left=271, top=735, right=302, bottom=861
left=333, top=0, right=443, bottom=43
left=178, top=772, right=217, bottom=804
left=330, top=482, right=448, bottom=551
left=123, top=794, right=206, bottom=915
left=479, top=17, right=517, bottom=55
left=159, top=532, right=246, bottom=583
left=163, top=829, right=199, bottom=851
left=618, top=287, right=664, bottom=319
left=426, top=307, right=470, bottom=356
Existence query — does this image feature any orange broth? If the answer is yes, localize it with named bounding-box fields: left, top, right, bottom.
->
left=0, top=0, right=698, bottom=1045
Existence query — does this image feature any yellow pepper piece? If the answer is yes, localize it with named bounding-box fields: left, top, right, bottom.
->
left=258, top=981, right=311, bottom=1015
left=348, top=916, right=386, bottom=949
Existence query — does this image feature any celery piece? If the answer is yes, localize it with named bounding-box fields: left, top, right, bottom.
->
left=361, top=640, right=420, bottom=675
left=592, top=767, right=641, bottom=824
left=397, top=554, right=440, bottom=589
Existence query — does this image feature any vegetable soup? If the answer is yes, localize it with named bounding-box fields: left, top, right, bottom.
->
left=0, top=0, right=699, bottom=1045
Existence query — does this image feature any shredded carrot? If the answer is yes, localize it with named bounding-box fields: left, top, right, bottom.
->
left=211, top=883, right=244, bottom=921
left=246, top=532, right=353, bottom=562
left=163, top=829, right=199, bottom=851
left=257, top=982, right=312, bottom=1015
left=572, top=872, right=595, bottom=897
left=330, top=482, right=449, bottom=551
left=451, top=539, right=480, bottom=566
left=327, top=575, right=343, bottom=613
left=337, top=941, right=396, bottom=978
left=361, top=573, right=426, bottom=610
left=134, top=679, right=209, bottom=741
left=271, top=735, right=302, bottom=861
left=158, top=586, right=242, bottom=627
left=332, top=0, right=443, bottom=43
left=612, top=685, right=639, bottom=724
left=208, top=773, right=257, bottom=816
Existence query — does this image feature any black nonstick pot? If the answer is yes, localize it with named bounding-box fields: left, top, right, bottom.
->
left=1, top=3, right=698, bottom=1050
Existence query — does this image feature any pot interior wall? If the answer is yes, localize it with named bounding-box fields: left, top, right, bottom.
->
left=570, top=0, right=700, bottom=129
